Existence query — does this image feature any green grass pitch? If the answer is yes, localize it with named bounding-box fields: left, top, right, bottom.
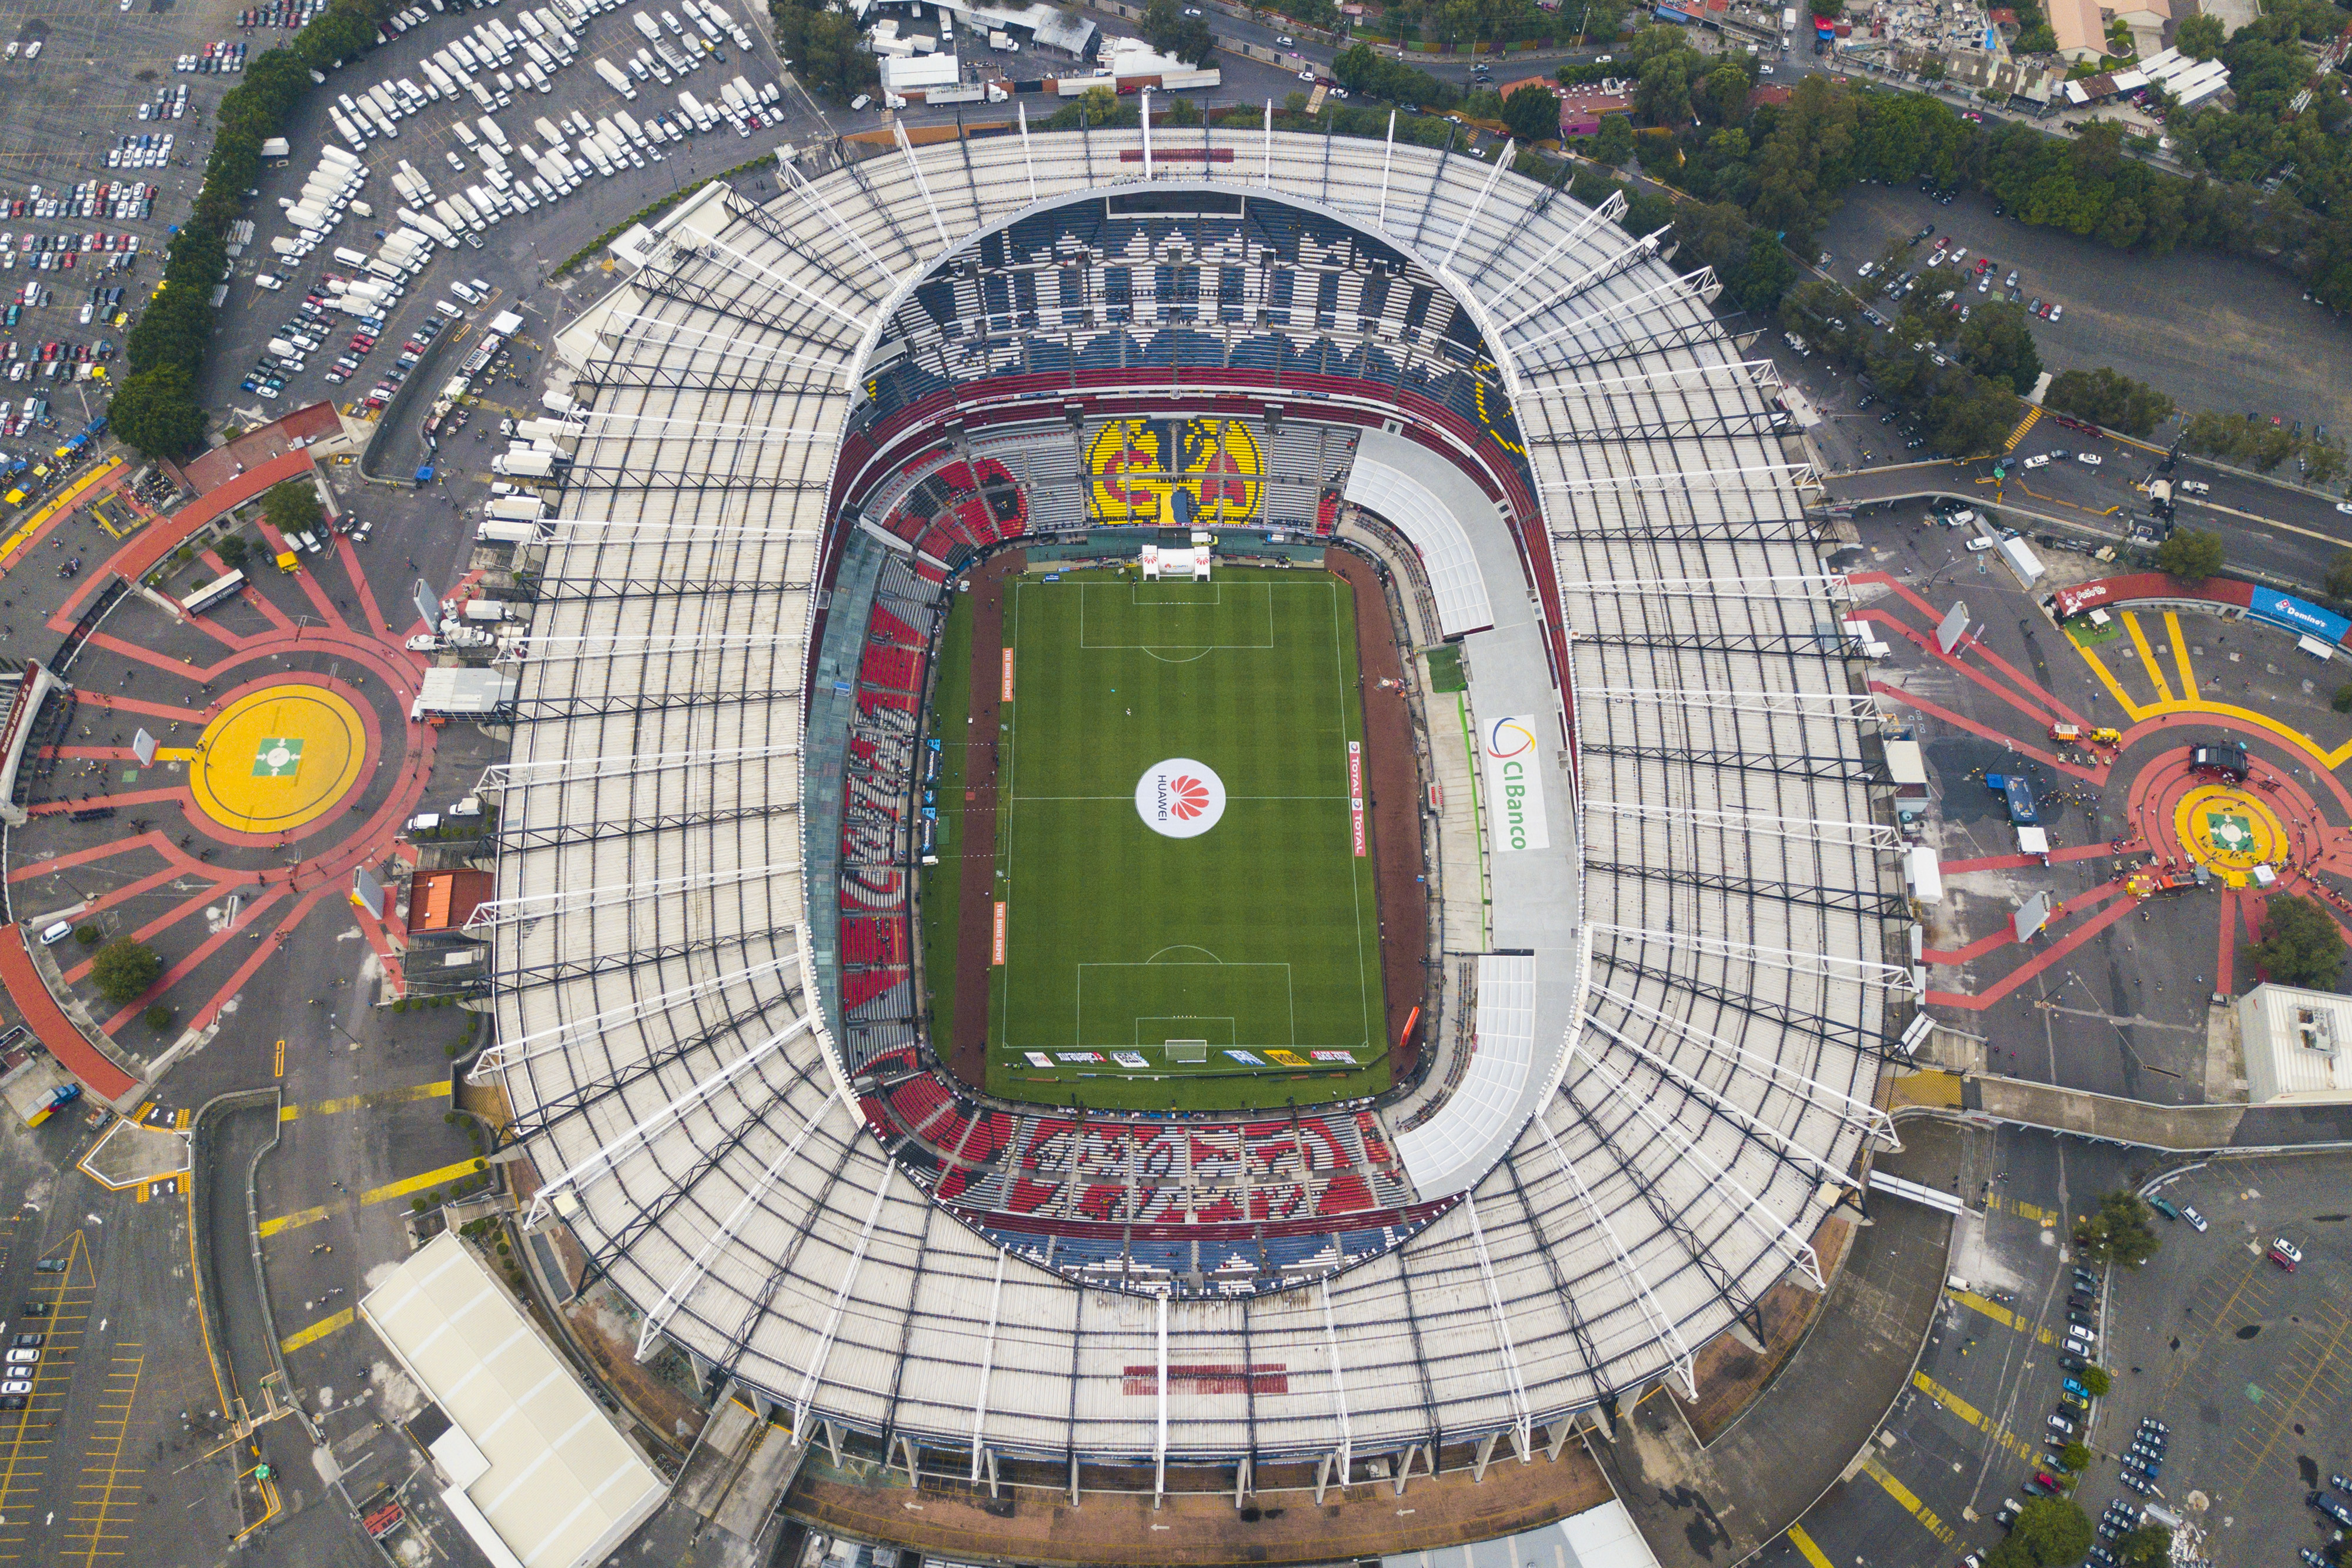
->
left=986, top=566, right=1388, bottom=1112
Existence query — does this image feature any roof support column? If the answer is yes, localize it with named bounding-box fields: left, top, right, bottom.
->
left=1154, top=1293, right=1169, bottom=1508
left=968, top=1251, right=1005, bottom=1483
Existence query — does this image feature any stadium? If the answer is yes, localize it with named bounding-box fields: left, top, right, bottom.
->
left=472, top=111, right=1910, bottom=1558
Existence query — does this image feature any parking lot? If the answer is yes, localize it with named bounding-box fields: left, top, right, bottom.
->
left=2099, top=1154, right=2352, bottom=1566
left=1818, top=182, right=2352, bottom=440
left=1753, top=1132, right=2328, bottom=1568
left=0, top=1115, right=252, bottom=1566
left=205, top=0, right=800, bottom=425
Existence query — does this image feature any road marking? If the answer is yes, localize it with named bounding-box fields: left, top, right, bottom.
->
left=1946, top=1287, right=2057, bottom=1343
left=278, top=1308, right=353, bottom=1355
left=2123, top=613, right=2174, bottom=704
left=2002, top=406, right=2041, bottom=452
left=361, top=1158, right=483, bottom=1206
left=1786, top=1523, right=1835, bottom=1568
left=64, top=1351, right=141, bottom=1568
left=2164, top=611, right=2197, bottom=701
left=256, top=1206, right=327, bottom=1238
left=1912, top=1370, right=2036, bottom=1460
left=279, top=1079, right=450, bottom=1121
left=1858, top=1455, right=1957, bottom=1545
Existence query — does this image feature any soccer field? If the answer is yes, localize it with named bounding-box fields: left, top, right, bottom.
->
left=987, top=567, right=1389, bottom=1112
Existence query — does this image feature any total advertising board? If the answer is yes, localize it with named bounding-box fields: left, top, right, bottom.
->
left=1481, top=714, right=1551, bottom=852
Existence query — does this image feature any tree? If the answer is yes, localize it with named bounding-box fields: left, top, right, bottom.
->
left=2115, top=1525, right=2171, bottom=1567
left=1593, top=112, right=1636, bottom=165
left=2073, top=1190, right=2160, bottom=1268
left=143, top=1004, right=175, bottom=1032
left=2329, top=549, right=2352, bottom=603
left=2153, top=527, right=2225, bottom=579
left=91, top=938, right=162, bottom=1006
left=1957, top=300, right=2043, bottom=394
left=2043, top=367, right=2174, bottom=436
left=2059, top=1441, right=2092, bottom=1473
left=214, top=534, right=249, bottom=569
left=1141, top=0, right=1215, bottom=65
left=262, top=479, right=321, bottom=540
left=106, top=366, right=206, bottom=460
left=2175, top=10, right=2224, bottom=56
left=2011, top=1497, right=2095, bottom=1566
left=769, top=0, right=876, bottom=103
left=1504, top=83, right=1561, bottom=142
left=2250, top=893, right=2347, bottom=988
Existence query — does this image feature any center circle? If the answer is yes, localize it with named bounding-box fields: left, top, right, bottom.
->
left=1134, top=758, right=1227, bottom=839
left=189, top=683, right=371, bottom=834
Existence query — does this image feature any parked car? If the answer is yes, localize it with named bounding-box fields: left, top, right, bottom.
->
left=2181, top=1205, right=2209, bottom=1232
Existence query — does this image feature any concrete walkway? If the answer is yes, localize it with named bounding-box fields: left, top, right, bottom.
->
left=1595, top=1124, right=1962, bottom=1568
left=1966, top=1073, right=2352, bottom=1149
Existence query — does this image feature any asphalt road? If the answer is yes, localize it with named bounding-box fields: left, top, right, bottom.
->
left=1823, top=428, right=2352, bottom=594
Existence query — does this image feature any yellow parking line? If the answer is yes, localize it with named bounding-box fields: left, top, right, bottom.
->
left=1787, top=1523, right=1835, bottom=1568
left=2123, top=613, right=2174, bottom=704
left=1859, top=1455, right=1957, bottom=1545
left=255, top=1206, right=326, bottom=1238
left=2164, top=611, right=2197, bottom=700
left=278, top=1309, right=353, bottom=1355
left=1946, top=1287, right=2058, bottom=1344
left=280, top=1080, right=450, bottom=1121
left=1912, top=1370, right=2036, bottom=1460
left=361, top=1158, right=483, bottom=1206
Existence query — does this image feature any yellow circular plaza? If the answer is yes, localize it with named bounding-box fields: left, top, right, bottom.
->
left=189, top=684, right=369, bottom=834
left=2173, top=783, right=2287, bottom=887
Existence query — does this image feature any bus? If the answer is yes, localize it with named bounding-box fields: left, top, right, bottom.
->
left=182, top=569, right=248, bottom=616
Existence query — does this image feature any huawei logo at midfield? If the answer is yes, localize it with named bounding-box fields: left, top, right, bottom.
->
left=1167, top=775, right=1211, bottom=821
left=1135, top=760, right=1227, bottom=839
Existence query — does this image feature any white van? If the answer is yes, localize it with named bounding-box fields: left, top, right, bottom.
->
left=38, top=920, right=74, bottom=945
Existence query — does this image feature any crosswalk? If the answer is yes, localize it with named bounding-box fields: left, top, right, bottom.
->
left=2003, top=406, right=2042, bottom=452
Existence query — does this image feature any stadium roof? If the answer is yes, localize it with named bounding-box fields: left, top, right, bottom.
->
left=484, top=115, right=1902, bottom=1485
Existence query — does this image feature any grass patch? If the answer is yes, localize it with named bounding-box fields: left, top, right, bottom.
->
left=983, top=568, right=1387, bottom=1112
left=1424, top=643, right=1466, bottom=693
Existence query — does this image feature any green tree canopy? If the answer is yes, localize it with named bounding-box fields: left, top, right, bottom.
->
left=2153, top=527, right=2225, bottom=579
left=2080, top=1364, right=2111, bottom=1396
left=1594, top=112, right=1636, bottom=165
left=2058, top=1441, right=2092, bottom=1472
left=2011, top=1497, right=2095, bottom=1566
left=769, top=0, right=876, bottom=103
left=2044, top=367, right=2174, bottom=436
left=106, top=366, right=206, bottom=460
left=1957, top=299, right=2044, bottom=394
left=1141, top=0, right=1216, bottom=65
left=2327, top=549, right=2352, bottom=603
left=2073, top=1190, right=2160, bottom=1268
left=262, top=479, right=322, bottom=540
left=2250, top=892, right=2347, bottom=988
left=91, top=938, right=163, bottom=1006
left=2115, top=1525, right=2171, bottom=1567
left=2174, top=11, right=2225, bottom=56
left=1504, top=83, right=1561, bottom=141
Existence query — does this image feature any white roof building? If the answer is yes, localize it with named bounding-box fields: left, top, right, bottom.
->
left=358, top=1233, right=669, bottom=1568
left=2237, top=982, right=2352, bottom=1104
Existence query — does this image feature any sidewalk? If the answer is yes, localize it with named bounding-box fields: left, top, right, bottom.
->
left=0, top=925, right=141, bottom=1105
left=1965, top=1072, right=2352, bottom=1149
